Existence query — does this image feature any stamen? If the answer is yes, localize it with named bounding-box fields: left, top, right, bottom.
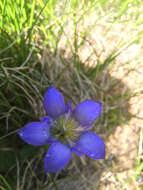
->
left=50, top=113, right=83, bottom=146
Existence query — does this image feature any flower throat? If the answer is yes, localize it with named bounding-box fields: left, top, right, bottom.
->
left=50, top=113, right=84, bottom=145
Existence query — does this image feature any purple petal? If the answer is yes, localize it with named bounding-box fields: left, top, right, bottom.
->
left=73, top=100, right=102, bottom=125
left=40, top=116, right=52, bottom=125
left=74, top=132, right=105, bottom=159
left=47, top=137, right=59, bottom=144
left=65, top=101, right=72, bottom=113
left=43, top=86, right=66, bottom=118
left=44, top=142, right=72, bottom=173
left=17, top=122, right=50, bottom=146
left=72, top=148, right=85, bottom=158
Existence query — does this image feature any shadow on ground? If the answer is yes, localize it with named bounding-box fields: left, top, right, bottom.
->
left=37, top=48, right=135, bottom=190
left=0, top=47, right=137, bottom=190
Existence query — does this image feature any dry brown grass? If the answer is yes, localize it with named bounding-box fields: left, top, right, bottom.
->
left=43, top=8, right=143, bottom=190
left=1, top=2, right=142, bottom=190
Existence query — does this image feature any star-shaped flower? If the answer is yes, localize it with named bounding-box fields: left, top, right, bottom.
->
left=18, top=86, right=105, bottom=173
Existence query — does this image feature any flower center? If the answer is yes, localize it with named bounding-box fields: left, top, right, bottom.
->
left=50, top=113, right=83, bottom=146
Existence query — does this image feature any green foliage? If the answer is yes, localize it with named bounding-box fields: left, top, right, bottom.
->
left=0, top=0, right=143, bottom=189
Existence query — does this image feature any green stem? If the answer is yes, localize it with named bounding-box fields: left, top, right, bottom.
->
left=48, top=173, right=59, bottom=190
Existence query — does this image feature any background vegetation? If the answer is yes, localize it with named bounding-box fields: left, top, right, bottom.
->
left=0, top=0, right=143, bottom=189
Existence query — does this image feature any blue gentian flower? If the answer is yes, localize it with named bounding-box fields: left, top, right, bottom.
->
left=18, top=86, right=105, bottom=173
